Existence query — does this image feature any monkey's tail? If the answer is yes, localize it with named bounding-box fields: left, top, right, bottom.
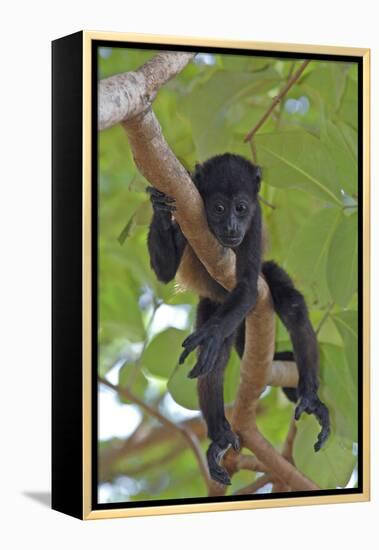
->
left=262, top=260, right=319, bottom=404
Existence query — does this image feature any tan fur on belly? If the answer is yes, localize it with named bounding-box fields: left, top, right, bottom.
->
left=176, top=245, right=227, bottom=302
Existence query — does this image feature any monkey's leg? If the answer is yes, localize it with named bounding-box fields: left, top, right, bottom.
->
left=262, top=260, right=330, bottom=451
left=196, top=298, right=239, bottom=485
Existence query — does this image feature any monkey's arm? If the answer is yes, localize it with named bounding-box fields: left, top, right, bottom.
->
left=180, top=218, right=261, bottom=377
left=147, top=187, right=187, bottom=283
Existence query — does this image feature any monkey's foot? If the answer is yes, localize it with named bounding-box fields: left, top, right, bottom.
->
left=207, top=432, right=240, bottom=486
left=295, top=392, right=330, bottom=452
left=146, top=186, right=177, bottom=214
left=179, top=324, right=223, bottom=377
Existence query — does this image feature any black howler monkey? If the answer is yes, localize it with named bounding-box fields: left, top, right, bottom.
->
left=147, top=153, right=330, bottom=485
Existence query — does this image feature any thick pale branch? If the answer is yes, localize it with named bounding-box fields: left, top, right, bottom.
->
left=99, top=52, right=195, bottom=130
left=269, top=360, right=298, bottom=388
left=122, top=109, right=236, bottom=290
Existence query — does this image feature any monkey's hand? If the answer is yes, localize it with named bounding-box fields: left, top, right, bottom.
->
left=295, top=392, right=330, bottom=452
left=146, top=186, right=176, bottom=229
left=207, top=431, right=240, bottom=485
left=179, top=322, right=223, bottom=378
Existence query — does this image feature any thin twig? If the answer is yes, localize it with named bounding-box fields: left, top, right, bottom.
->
left=282, top=416, right=298, bottom=463
left=275, top=60, right=296, bottom=129
left=98, top=376, right=211, bottom=489
left=272, top=416, right=298, bottom=493
left=119, top=446, right=184, bottom=477
left=236, top=454, right=268, bottom=473
left=258, top=195, right=276, bottom=210
left=234, top=474, right=272, bottom=495
left=250, top=137, right=257, bottom=163
left=244, top=59, right=310, bottom=142
left=316, top=301, right=335, bottom=336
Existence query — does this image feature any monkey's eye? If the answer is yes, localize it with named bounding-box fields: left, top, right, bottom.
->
left=235, top=203, right=247, bottom=214
left=214, top=204, right=225, bottom=214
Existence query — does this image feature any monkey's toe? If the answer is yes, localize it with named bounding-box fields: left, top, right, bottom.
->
left=295, top=392, right=330, bottom=451
left=207, top=443, right=232, bottom=486
left=209, top=465, right=231, bottom=486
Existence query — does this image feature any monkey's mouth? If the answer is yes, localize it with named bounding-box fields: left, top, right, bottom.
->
left=219, top=235, right=243, bottom=248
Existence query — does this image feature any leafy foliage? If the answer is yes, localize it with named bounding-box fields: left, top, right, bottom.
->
left=98, top=47, right=359, bottom=501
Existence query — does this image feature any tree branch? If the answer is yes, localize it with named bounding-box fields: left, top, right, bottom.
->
left=234, top=473, right=272, bottom=495
left=272, top=417, right=298, bottom=493
left=99, top=376, right=211, bottom=490
left=99, top=52, right=195, bottom=130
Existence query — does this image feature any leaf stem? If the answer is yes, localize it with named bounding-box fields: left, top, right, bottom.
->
left=316, top=301, right=335, bottom=335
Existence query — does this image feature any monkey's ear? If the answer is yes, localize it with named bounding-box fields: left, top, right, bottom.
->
left=255, top=166, right=262, bottom=191
left=194, top=162, right=203, bottom=175
left=192, top=162, right=204, bottom=187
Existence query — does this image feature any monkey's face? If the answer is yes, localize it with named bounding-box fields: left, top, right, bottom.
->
left=204, top=192, right=256, bottom=248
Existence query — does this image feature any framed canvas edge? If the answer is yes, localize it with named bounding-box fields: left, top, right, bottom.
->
left=81, top=31, right=371, bottom=520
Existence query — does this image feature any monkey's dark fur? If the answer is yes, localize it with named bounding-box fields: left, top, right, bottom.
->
left=147, top=153, right=330, bottom=485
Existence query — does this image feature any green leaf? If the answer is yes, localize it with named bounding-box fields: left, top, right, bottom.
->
left=141, top=328, right=188, bottom=379
left=221, top=54, right=274, bottom=72
left=334, top=120, right=358, bottom=159
left=167, top=358, right=199, bottom=410
left=262, top=186, right=324, bottom=266
left=224, top=349, right=241, bottom=405
left=255, top=131, right=343, bottom=206
left=338, top=75, right=358, bottom=130
left=319, top=343, right=357, bottom=441
left=302, top=64, right=347, bottom=115
left=332, top=311, right=358, bottom=387
left=286, top=208, right=342, bottom=305
left=309, top=309, right=342, bottom=347
left=320, top=120, right=357, bottom=196
left=99, top=276, right=145, bottom=343
left=256, top=388, right=293, bottom=448
left=178, top=67, right=280, bottom=159
left=293, top=414, right=356, bottom=489
left=326, top=212, right=358, bottom=307
left=117, top=213, right=136, bottom=244
left=118, top=362, right=148, bottom=404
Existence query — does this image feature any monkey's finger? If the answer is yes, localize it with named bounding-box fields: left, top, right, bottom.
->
left=181, top=330, right=206, bottom=350
left=179, top=347, right=192, bottom=364
left=153, top=204, right=177, bottom=213
left=209, top=466, right=231, bottom=486
left=151, top=196, right=176, bottom=205
left=146, top=186, right=162, bottom=196
left=232, top=436, right=240, bottom=452
left=187, top=362, right=202, bottom=379
left=207, top=444, right=232, bottom=486
left=146, top=186, right=164, bottom=196
left=197, top=343, right=214, bottom=372
left=294, top=400, right=307, bottom=420
left=206, top=341, right=222, bottom=373
left=314, top=423, right=330, bottom=452
left=146, top=186, right=176, bottom=203
left=313, top=404, right=330, bottom=451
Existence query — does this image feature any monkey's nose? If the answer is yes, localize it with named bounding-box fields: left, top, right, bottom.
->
left=226, top=228, right=239, bottom=238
